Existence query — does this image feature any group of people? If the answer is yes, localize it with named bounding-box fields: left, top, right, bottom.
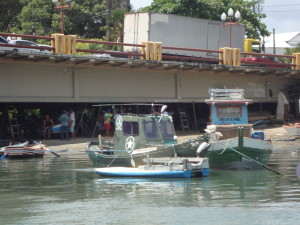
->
left=97, top=108, right=121, bottom=137
left=42, top=109, right=76, bottom=140
left=43, top=107, right=121, bottom=140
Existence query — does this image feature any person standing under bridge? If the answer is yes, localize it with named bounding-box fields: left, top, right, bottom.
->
left=59, top=110, right=70, bottom=140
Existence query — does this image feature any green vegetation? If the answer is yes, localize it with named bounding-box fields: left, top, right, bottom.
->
left=284, top=44, right=300, bottom=63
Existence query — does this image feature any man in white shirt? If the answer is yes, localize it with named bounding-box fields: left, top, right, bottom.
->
left=68, top=109, right=76, bottom=139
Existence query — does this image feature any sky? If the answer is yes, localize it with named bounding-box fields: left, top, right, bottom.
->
left=131, top=0, right=300, bottom=34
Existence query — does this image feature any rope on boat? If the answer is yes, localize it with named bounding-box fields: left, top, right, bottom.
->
left=172, top=145, right=177, bottom=157
left=106, top=154, right=118, bottom=167
left=181, top=140, right=191, bottom=149
left=218, top=139, right=230, bottom=155
left=210, top=136, right=283, bottom=176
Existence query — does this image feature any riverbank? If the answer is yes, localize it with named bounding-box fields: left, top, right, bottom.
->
left=40, top=125, right=295, bottom=152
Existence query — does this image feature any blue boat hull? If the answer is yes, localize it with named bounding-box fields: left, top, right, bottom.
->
left=94, top=167, right=210, bottom=178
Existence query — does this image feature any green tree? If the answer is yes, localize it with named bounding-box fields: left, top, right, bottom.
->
left=66, top=0, right=107, bottom=38
left=285, top=44, right=300, bottom=63
left=285, top=44, right=300, bottom=55
left=10, top=0, right=107, bottom=38
left=0, top=0, right=26, bottom=32
left=76, top=38, right=105, bottom=55
left=142, top=0, right=269, bottom=39
left=102, top=8, right=127, bottom=42
left=15, top=0, right=53, bottom=35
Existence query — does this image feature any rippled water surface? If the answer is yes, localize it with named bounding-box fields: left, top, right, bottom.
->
left=1, top=140, right=300, bottom=225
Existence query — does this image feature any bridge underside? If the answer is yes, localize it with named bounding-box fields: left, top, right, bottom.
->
left=1, top=52, right=300, bottom=103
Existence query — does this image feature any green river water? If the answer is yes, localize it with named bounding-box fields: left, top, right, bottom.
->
left=0, top=140, right=300, bottom=225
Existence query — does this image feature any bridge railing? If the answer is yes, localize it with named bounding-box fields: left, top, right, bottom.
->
left=0, top=32, right=299, bottom=70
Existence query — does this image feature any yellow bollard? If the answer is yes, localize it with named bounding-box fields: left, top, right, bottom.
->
left=145, top=41, right=152, bottom=60
left=224, top=47, right=233, bottom=65
left=156, top=42, right=162, bottom=61
left=141, top=41, right=162, bottom=61
left=219, top=48, right=224, bottom=65
left=51, top=33, right=77, bottom=54
left=141, top=42, right=146, bottom=60
left=296, top=53, right=300, bottom=70
left=233, top=48, right=241, bottom=66
left=65, top=35, right=76, bottom=54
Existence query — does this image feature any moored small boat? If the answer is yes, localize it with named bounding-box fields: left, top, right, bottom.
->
left=86, top=104, right=209, bottom=167
left=94, top=157, right=210, bottom=178
left=5, top=142, right=46, bottom=158
left=204, top=88, right=273, bottom=170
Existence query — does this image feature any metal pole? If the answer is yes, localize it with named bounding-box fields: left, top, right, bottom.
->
left=273, top=28, right=276, bottom=54
left=192, top=102, right=198, bottom=131
left=229, top=24, right=232, bottom=48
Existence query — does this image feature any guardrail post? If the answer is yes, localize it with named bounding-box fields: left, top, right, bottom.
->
left=220, top=47, right=240, bottom=66
left=224, top=47, right=232, bottom=65
left=219, top=48, right=224, bottom=65
left=141, top=42, right=146, bottom=60
left=51, top=33, right=76, bottom=54
left=292, top=53, right=300, bottom=70
left=233, top=48, right=241, bottom=66
left=154, top=42, right=162, bottom=61
left=66, top=35, right=76, bottom=54
left=51, top=33, right=65, bottom=54
left=141, top=41, right=162, bottom=61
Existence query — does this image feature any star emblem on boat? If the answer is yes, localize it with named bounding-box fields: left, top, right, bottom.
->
left=125, top=136, right=135, bottom=153
left=115, top=116, right=123, bottom=130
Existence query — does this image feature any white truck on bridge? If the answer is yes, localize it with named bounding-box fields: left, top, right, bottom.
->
left=124, top=12, right=245, bottom=59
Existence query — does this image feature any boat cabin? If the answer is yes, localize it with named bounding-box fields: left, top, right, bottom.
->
left=205, top=89, right=254, bottom=139
left=205, top=89, right=252, bottom=125
left=102, top=114, right=177, bottom=153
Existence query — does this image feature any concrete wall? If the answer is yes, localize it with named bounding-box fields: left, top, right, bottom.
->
left=0, top=59, right=299, bottom=103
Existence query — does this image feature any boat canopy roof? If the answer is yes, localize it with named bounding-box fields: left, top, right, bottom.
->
left=205, top=88, right=253, bottom=104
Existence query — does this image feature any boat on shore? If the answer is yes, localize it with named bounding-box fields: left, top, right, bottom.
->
left=283, top=123, right=300, bottom=136
left=86, top=104, right=209, bottom=167
left=2, top=141, right=46, bottom=158
left=94, top=157, right=210, bottom=178
left=203, top=88, right=273, bottom=169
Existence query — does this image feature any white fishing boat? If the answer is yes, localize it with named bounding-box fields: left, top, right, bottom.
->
left=94, top=157, right=210, bottom=178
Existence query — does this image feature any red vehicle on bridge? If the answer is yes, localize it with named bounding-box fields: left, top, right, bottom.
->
left=241, top=56, right=290, bottom=69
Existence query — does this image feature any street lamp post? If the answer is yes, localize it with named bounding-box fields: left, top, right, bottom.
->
left=52, top=0, right=73, bottom=34
left=221, top=8, right=241, bottom=48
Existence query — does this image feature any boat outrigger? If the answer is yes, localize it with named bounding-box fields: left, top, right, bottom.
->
left=86, top=104, right=209, bottom=167
left=204, top=89, right=273, bottom=169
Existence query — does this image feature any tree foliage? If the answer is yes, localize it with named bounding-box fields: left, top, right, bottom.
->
left=142, top=0, right=270, bottom=39
left=0, top=0, right=25, bottom=32
left=285, top=44, right=300, bottom=55
left=1, top=0, right=108, bottom=39
left=15, top=0, right=53, bottom=35
left=285, top=44, right=300, bottom=63
left=102, top=8, right=127, bottom=42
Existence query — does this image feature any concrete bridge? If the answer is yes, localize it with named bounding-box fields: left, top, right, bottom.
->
left=1, top=50, right=300, bottom=104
